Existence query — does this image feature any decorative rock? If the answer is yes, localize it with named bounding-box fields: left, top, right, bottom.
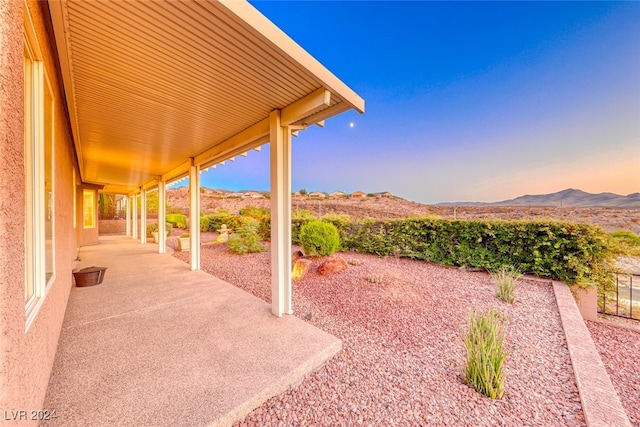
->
left=317, top=257, right=348, bottom=275
left=292, top=259, right=312, bottom=280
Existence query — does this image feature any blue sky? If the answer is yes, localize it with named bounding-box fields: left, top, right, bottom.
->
left=198, top=1, right=640, bottom=204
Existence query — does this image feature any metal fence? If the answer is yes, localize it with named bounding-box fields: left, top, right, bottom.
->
left=598, top=272, right=639, bottom=321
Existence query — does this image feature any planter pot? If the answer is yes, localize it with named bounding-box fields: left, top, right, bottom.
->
left=73, top=266, right=107, bottom=287
left=178, top=237, right=190, bottom=252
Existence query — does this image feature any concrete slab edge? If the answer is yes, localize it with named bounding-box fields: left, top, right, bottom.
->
left=552, top=281, right=631, bottom=427
left=211, top=337, right=343, bottom=427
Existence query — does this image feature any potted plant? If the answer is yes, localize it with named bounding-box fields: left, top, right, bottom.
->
left=148, top=222, right=174, bottom=243
left=178, top=233, right=190, bottom=251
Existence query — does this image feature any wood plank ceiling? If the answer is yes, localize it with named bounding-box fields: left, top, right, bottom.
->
left=48, top=0, right=364, bottom=193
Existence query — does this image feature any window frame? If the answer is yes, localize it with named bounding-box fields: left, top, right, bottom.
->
left=24, top=5, right=56, bottom=330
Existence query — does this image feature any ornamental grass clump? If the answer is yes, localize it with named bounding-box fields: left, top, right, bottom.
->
left=299, top=220, right=341, bottom=257
left=462, top=308, right=508, bottom=399
left=492, top=266, right=521, bottom=304
left=228, top=221, right=265, bottom=254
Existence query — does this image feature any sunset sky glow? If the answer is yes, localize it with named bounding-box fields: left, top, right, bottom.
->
left=197, top=1, right=640, bottom=204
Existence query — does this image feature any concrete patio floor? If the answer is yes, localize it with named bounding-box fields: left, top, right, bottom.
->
left=43, top=236, right=341, bottom=426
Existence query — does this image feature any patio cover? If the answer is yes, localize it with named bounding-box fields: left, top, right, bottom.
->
left=48, top=0, right=364, bottom=193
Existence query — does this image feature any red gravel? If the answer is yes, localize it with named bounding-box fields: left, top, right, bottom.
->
left=172, top=235, right=586, bottom=426
left=586, top=320, right=640, bottom=426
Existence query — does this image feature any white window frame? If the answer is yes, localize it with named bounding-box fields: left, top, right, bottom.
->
left=24, top=5, right=56, bottom=330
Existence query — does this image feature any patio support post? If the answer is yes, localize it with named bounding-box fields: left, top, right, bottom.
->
left=140, top=189, right=147, bottom=244
left=189, top=162, right=201, bottom=270
left=125, top=195, right=131, bottom=237
left=132, top=194, right=138, bottom=240
left=269, top=110, right=293, bottom=317
left=158, top=181, right=166, bottom=254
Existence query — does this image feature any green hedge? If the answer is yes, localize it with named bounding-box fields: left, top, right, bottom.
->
left=293, top=215, right=613, bottom=286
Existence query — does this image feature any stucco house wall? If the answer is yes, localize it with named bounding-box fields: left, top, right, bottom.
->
left=0, top=1, right=79, bottom=420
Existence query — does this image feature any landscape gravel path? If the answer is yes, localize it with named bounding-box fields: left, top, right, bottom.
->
left=172, top=236, right=586, bottom=426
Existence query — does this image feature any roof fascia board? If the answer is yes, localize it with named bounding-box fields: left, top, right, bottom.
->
left=218, top=0, right=365, bottom=114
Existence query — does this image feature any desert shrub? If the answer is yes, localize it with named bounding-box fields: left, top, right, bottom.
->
left=239, top=206, right=270, bottom=240
left=462, top=308, right=508, bottom=399
left=609, top=230, right=640, bottom=257
left=228, top=221, right=266, bottom=254
left=146, top=222, right=173, bottom=237
left=206, top=209, right=242, bottom=232
left=491, top=266, right=521, bottom=303
left=299, top=220, right=341, bottom=257
left=166, top=213, right=187, bottom=229
left=200, top=216, right=210, bottom=232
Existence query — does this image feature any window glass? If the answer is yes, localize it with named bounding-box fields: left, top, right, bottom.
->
left=44, top=75, right=54, bottom=284
left=83, top=190, right=95, bottom=228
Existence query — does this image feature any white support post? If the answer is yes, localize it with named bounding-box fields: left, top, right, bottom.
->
left=269, top=110, right=293, bottom=317
left=189, top=162, right=201, bottom=271
left=140, top=189, right=147, bottom=244
left=125, top=195, right=131, bottom=237
left=158, top=181, right=166, bottom=254
left=132, top=194, right=138, bottom=240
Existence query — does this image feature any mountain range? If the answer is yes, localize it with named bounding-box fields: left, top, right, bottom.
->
left=437, top=189, right=640, bottom=208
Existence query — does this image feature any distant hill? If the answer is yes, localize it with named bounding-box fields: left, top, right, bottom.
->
left=438, top=189, right=640, bottom=208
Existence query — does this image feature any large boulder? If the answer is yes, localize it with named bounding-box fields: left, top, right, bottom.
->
left=318, top=257, right=348, bottom=276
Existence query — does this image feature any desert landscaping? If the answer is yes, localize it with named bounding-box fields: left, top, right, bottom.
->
left=166, top=231, right=639, bottom=426
left=150, top=189, right=640, bottom=426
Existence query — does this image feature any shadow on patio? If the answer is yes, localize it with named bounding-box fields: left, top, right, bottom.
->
left=43, top=236, right=340, bottom=426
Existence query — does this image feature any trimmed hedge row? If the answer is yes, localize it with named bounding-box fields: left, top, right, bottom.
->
left=293, top=216, right=613, bottom=286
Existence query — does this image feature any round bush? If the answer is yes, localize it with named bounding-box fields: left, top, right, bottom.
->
left=299, top=220, right=341, bottom=257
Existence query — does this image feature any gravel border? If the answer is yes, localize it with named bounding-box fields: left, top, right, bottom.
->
left=172, top=236, right=585, bottom=426
left=586, top=320, right=640, bottom=426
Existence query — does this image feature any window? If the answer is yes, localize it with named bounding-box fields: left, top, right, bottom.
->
left=83, top=190, right=95, bottom=228
left=24, top=7, right=55, bottom=328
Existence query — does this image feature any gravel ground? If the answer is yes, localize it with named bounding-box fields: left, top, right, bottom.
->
left=586, top=320, right=640, bottom=427
left=172, top=235, right=585, bottom=426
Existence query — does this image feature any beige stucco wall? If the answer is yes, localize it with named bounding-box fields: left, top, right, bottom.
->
left=0, top=1, right=79, bottom=422
left=99, top=219, right=127, bottom=235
